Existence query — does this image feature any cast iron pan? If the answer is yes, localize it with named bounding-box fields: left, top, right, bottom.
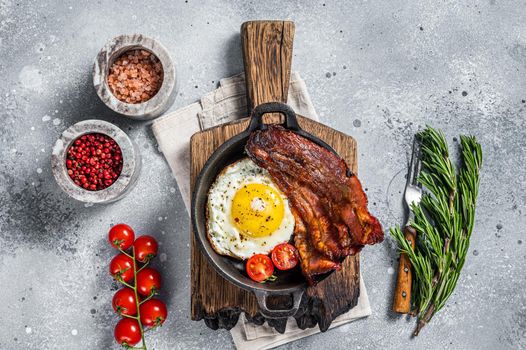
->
left=191, top=102, right=344, bottom=319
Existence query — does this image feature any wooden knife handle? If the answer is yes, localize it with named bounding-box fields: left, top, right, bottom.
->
left=241, top=20, right=295, bottom=112
left=392, top=225, right=417, bottom=314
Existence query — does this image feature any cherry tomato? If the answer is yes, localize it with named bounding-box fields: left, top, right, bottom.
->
left=114, top=318, right=141, bottom=346
left=136, top=268, right=161, bottom=296
left=139, top=298, right=168, bottom=327
left=271, top=243, right=299, bottom=270
left=109, top=254, right=134, bottom=282
left=112, top=287, right=138, bottom=316
left=246, top=254, right=274, bottom=282
left=109, top=224, right=135, bottom=250
left=133, top=235, right=158, bottom=263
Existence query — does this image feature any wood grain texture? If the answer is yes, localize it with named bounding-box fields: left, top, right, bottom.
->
left=190, top=114, right=361, bottom=332
left=392, top=225, right=417, bottom=313
left=241, top=21, right=294, bottom=110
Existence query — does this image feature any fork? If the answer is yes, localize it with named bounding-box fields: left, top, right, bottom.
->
left=392, top=137, right=422, bottom=314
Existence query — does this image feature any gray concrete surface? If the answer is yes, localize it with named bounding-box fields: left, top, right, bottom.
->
left=1, top=0, right=525, bottom=349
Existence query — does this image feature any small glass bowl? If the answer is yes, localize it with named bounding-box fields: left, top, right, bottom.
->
left=93, top=34, right=177, bottom=120
left=51, top=120, right=141, bottom=204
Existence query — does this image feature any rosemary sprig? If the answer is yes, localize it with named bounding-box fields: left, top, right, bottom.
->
left=391, top=126, right=482, bottom=336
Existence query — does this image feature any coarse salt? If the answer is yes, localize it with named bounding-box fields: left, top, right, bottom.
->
left=107, top=49, right=163, bottom=104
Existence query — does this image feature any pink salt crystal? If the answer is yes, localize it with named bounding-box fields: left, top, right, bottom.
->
left=106, top=49, right=164, bottom=104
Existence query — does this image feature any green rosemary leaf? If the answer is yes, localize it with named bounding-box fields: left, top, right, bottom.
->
left=391, top=126, right=482, bottom=336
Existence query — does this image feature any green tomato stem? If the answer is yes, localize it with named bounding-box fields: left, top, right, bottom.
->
left=131, top=246, right=148, bottom=350
left=120, top=312, right=139, bottom=320
left=136, top=259, right=150, bottom=274
left=116, top=279, right=135, bottom=290
left=139, top=291, right=156, bottom=306
left=118, top=248, right=134, bottom=260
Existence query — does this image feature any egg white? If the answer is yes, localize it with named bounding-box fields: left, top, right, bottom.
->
left=206, top=158, right=295, bottom=260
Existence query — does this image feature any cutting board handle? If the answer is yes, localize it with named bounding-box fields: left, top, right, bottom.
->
left=241, top=20, right=295, bottom=111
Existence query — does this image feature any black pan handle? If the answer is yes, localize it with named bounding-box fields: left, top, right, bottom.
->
left=247, top=102, right=300, bottom=132
left=253, top=289, right=304, bottom=319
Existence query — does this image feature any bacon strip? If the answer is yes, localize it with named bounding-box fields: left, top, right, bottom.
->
left=246, top=125, right=383, bottom=284
left=291, top=207, right=341, bottom=285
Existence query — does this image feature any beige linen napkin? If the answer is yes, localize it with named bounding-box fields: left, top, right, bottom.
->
left=152, top=72, right=371, bottom=350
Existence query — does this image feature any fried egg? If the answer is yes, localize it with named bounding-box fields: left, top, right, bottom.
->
left=206, top=158, right=295, bottom=260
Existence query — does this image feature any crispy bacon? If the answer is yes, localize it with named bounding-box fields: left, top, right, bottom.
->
left=291, top=207, right=341, bottom=285
left=246, top=125, right=383, bottom=284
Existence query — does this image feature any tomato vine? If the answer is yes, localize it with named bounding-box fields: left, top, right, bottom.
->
left=109, top=225, right=167, bottom=350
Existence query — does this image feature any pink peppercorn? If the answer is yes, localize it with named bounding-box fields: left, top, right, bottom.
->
left=66, top=133, right=123, bottom=191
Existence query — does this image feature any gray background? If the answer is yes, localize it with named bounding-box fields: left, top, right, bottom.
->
left=0, top=0, right=525, bottom=349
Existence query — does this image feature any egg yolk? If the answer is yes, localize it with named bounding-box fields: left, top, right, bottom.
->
left=231, top=183, right=285, bottom=238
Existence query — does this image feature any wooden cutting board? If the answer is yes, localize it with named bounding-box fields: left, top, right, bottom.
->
left=190, top=20, right=360, bottom=333
left=190, top=115, right=360, bottom=332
